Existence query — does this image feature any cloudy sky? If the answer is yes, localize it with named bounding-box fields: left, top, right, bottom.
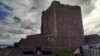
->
left=0, top=0, right=99, bottom=45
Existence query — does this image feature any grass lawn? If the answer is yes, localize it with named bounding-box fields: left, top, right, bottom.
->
left=54, top=51, right=73, bottom=56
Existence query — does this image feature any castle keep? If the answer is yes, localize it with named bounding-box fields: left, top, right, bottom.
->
left=15, top=1, right=84, bottom=55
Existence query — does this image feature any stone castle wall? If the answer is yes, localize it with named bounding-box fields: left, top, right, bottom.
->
left=17, top=1, right=84, bottom=53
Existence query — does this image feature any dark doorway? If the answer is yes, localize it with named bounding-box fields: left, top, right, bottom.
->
left=36, top=47, right=41, bottom=54
left=23, top=51, right=34, bottom=55
left=42, top=51, right=52, bottom=55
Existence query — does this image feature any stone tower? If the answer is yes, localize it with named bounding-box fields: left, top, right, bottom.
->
left=41, top=1, right=84, bottom=50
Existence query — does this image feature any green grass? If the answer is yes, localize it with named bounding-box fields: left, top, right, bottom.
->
left=54, top=51, right=73, bottom=56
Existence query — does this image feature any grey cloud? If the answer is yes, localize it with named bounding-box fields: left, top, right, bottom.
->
left=13, top=16, right=21, bottom=23
left=0, top=0, right=41, bottom=45
left=34, top=0, right=53, bottom=10
left=0, top=0, right=99, bottom=45
left=81, top=0, right=96, bottom=17
left=21, top=22, right=39, bottom=29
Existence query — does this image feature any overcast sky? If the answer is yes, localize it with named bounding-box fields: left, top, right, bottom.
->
left=0, top=0, right=99, bottom=45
